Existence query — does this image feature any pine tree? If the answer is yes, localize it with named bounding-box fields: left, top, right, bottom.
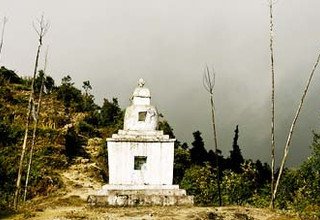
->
left=190, top=131, right=208, bottom=165
left=100, top=98, right=122, bottom=126
left=229, top=125, right=244, bottom=173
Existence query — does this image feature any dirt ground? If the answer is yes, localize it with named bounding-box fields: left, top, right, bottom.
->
left=5, top=204, right=299, bottom=220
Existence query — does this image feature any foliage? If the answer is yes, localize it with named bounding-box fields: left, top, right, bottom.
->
left=0, top=66, right=22, bottom=84
left=64, top=126, right=83, bottom=159
left=82, top=80, right=92, bottom=94
left=221, top=161, right=257, bottom=205
left=275, top=168, right=300, bottom=209
left=291, top=132, right=320, bottom=217
left=173, top=147, right=191, bottom=184
left=255, top=160, right=271, bottom=188
left=298, top=132, right=320, bottom=206
left=83, top=110, right=101, bottom=127
left=158, top=119, right=175, bottom=138
left=190, top=131, right=208, bottom=165
left=81, top=80, right=97, bottom=112
left=247, top=186, right=270, bottom=208
left=181, top=163, right=218, bottom=205
left=0, top=121, right=23, bottom=147
left=272, top=132, right=320, bottom=218
left=26, top=145, right=66, bottom=199
left=100, top=98, right=122, bottom=127
left=0, top=144, right=20, bottom=208
left=34, top=70, right=55, bottom=93
left=56, top=75, right=83, bottom=113
left=97, top=140, right=109, bottom=182
left=227, top=125, right=244, bottom=173
left=78, top=121, right=101, bottom=138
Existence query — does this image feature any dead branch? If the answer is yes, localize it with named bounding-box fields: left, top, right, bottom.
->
left=268, top=0, right=276, bottom=209
left=203, top=65, right=222, bottom=206
left=272, top=51, right=320, bottom=201
left=14, top=15, right=49, bottom=209
left=23, top=47, right=49, bottom=201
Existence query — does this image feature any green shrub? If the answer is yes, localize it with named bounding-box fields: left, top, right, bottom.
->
left=78, top=121, right=100, bottom=137
left=180, top=163, right=218, bottom=205
left=221, top=162, right=257, bottom=205
left=65, top=126, right=83, bottom=159
left=0, top=66, right=22, bottom=84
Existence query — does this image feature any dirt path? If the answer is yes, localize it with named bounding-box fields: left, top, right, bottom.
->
left=60, top=156, right=102, bottom=201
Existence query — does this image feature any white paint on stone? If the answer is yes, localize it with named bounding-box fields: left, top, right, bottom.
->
left=108, top=78, right=175, bottom=186
left=90, top=79, right=194, bottom=206
left=108, top=141, right=174, bottom=185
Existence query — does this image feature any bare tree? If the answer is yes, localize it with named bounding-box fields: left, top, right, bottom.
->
left=0, top=16, right=8, bottom=61
left=23, top=48, right=49, bottom=202
left=272, top=52, right=320, bottom=201
left=13, top=15, right=49, bottom=209
left=203, top=65, right=222, bottom=206
left=268, top=0, right=276, bottom=209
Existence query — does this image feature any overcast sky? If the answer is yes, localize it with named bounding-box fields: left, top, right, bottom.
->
left=1, top=0, right=320, bottom=167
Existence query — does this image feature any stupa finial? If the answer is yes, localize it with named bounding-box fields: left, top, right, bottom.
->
left=138, top=78, right=145, bottom=88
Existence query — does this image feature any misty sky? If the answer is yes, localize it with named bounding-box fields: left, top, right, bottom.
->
left=1, top=0, right=320, bottom=167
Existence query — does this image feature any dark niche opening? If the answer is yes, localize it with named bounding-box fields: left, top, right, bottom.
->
left=134, top=156, right=147, bottom=170
left=138, top=111, right=147, bottom=121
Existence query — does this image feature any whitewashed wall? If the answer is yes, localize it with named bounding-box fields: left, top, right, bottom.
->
left=108, top=141, right=174, bottom=185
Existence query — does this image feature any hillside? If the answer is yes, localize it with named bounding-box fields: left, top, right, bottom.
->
left=0, top=67, right=319, bottom=219
left=0, top=67, right=120, bottom=212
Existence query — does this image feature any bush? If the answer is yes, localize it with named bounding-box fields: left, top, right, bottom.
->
left=180, top=163, right=218, bottom=205
left=0, top=66, right=22, bottom=84
left=65, top=126, right=83, bottom=159
left=275, top=169, right=299, bottom=209
left=173, top=147, right=191, bottom=184
left=96, top=140, right=109, bottom=182
left=78, top=121, right=100, bottom=138
left=221, top=162, right=257, bottom=205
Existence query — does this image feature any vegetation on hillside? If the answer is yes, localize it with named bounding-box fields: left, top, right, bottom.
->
left=0, top=67, right=319, bottom=219
left=0, top=67, right=122, bottom=211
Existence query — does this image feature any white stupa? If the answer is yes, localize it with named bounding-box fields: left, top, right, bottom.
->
left=88, top=79, right=193, bottom=206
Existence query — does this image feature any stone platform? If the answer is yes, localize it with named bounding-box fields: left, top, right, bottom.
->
left=87, top=184, right=194, bottom=206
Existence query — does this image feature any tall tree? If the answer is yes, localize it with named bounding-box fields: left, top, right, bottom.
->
left=229, top=125, right=244, bottom=173
left=81, top=80, right=96, bottom=112
left=203, top=65, right=222, bottom=206
left=190, top=131, right=208, bottom=165
left=100, top=98, right=122, bottom=126
left=272, top=51, right=320, bottom=203
left=82, top=80, right=92, bottom=96
left=268, top=0, right=277, bottom=209
left=23, top=48, right=49, bottom=201
left=14, top=15, right=49, bottom=209
left=57, top=75, right=82, bottom=114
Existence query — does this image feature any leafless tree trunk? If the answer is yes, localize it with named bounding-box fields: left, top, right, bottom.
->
left=13, top=15, right=49, bottom=209
left=0, top=16, right=8, bottom=61
left=272, top=52, right=320, bottom=201
left=203, top=65, right=222, bottom=206
left=23, top=48, right=49, bottom=202
left=268, top=0, right=276, bottom=209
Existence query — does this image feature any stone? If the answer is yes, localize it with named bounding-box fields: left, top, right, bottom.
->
left=88, top=79, right=193, bottom=206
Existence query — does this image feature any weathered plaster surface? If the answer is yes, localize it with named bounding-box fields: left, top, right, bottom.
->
left=89, top=79, right=193, bottom=206
left=108, top=141, right=174, bottom=185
